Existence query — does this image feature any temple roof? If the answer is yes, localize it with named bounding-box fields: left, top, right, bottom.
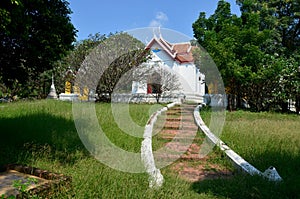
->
left=145, top=36, right=196, bottom=63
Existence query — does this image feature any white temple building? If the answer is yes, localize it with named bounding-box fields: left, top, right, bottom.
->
left=131, top=35, right=205, bottom=103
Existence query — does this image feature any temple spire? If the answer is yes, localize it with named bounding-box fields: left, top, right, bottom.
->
left=47, top=74, right=58, bottom=99
left=159, top=26, right=162, bottom=38
left=152, top=27, right=162, bottom=39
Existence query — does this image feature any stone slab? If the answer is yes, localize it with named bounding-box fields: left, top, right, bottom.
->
left=0, top=170, right=49, bottom=197
left=0, top=164, right=71, bottom=198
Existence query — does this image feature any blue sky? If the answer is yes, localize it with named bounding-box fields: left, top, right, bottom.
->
left=68, top=0, right=241, bottom=41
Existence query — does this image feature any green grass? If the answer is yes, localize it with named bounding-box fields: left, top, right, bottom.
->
left=0, top=100, right=299, bottom=198
left=199, top=108, right=300, bottom=199
left=0, top=100, right=210, bottom=198
left=222, top=111, right=300, bottom=172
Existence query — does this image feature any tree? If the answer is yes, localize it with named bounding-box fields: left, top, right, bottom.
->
left=0, top=0, right=76, bottom=98
left=96, top=48, right=150, bottom=102
left=52, top=33, right=107, bottom=95
left=193, top=0, right=247, bottom=109
left=76, top=32, right=151, bottom=102
left=193, top=0, right=299, bottom=112
left=146, top=65, right=181, bottom=103
left=236, top=0, right=300, bottom=111
left=65, top=33, right=107, bottom=72
left=236, top=0, right=300, bottom=56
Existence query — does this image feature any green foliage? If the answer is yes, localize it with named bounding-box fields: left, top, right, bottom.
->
left=96, top=33, right=149, bottom=101
left=51, top=32, right=151, bottom=102
left=13, top=177, right=38, bottom=193
left=237, top=0, right=300, bottom=54
left=73, top=32, right=151, bottom=102
left=0, top=0, right=77, bottom=99
left=51, top=33, right=107, bottom=94
left=193, top=0, right=300, bottom=112
left=0, top=178, right=39, bottom=199
left=1, top=195, right=15, bottom=199
left=59, top=33, right=107, bottom=72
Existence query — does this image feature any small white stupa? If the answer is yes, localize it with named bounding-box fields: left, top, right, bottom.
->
left=47, top=75, right=58, bottom=99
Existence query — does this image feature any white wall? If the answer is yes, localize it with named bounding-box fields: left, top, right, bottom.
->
left=132, top=81, right=147, bottom=94
left=131, top=46, right=205, bottom=103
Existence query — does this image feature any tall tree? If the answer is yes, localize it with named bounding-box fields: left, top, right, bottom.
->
left=236, top=0, right=300, bottom=56
left=0, top=0, right=76, bottom=98
left=236, top=0, right=300, bottom=111
left=76, top=33, right=151, bottom=102
left=52, top=33, right=106, bottom=94
left=193, top=0, right=299, bottom=112
left=193, top=0, right=246, bottom=109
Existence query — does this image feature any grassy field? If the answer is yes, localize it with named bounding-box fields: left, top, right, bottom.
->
left=200, top=107, right=300, bottom=199
left=0, top=100, right=299, bottom=198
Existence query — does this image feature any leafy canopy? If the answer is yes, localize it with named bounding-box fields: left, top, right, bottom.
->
left=193, top=0, right=299, bottom=111
left=0, top=0, right=77, bottom=98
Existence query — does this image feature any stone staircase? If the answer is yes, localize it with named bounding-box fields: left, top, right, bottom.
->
left=153, top=103, right=232, bottom=182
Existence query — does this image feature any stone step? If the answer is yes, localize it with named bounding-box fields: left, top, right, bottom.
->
left=166, top=118, right=181, bottom=122
left=154, top=153, right=204, bottom=162
left=158, top=128, right=198, bottom=134
left=186, top=143, right=201, bottom=154
left=163, top=119, right=197, bottom=125
left=167, top=110, right=194, bottom=115
left=156, top=136, right=202, bottom=142
left=153, top=104, right=234, bottom=182
left=160, top=118, right=198, bottom=131
left=163, top=124, right=181, bottom=130
left=166, top=111, right=181, bottom=116
left=155, top=104, right=203, bottom=161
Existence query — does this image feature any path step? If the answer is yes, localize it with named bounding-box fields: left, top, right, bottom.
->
left=166, top=118, right=181, bottom=122
left=156, top=136, right=202, bottom=142
left=153, top=103, right=233, bottom=182
left=154, top=153, right=204, bottom=162
left=156, top=104, right=206, bottom=161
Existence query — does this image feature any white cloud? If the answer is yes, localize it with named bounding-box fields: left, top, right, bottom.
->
left=156, top=12, right=168, bottom=21
left=149, top=20, right=161, bottom=27
left=149, top=11, right=168, bottom=27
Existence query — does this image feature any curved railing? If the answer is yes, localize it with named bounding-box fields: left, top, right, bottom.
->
left=193, top=104, right=283, bottom=182
left=141, top=102, right=181, bottom=188
left=141, top=102, right=282, bottom=189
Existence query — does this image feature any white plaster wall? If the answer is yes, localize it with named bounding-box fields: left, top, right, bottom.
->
left=131, top=48, right=206, bottom=102
left=152, top=50, right=172, bottom=65
left=132, top=81, right=147, bottom=94
left=197, top=72, right=205, bottom=96
left=172, top=62, right=196, bottom=94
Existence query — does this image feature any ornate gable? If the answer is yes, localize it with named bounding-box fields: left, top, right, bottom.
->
left=145, top=36, right=195, bottom=64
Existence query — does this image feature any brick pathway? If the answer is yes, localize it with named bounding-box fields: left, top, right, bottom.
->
left=154, top=104, right=232, bottom=182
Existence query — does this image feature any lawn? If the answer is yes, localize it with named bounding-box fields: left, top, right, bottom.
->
left=0, top=100, right=299, bottom=198
left=198, top=108, right=300, bottom=199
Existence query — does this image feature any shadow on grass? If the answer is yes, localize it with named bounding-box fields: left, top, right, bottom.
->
left=0, top=113, right=88, bottom=167
left=191, top=150, right=300, bottom=199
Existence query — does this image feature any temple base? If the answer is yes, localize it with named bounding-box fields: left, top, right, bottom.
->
left=59, top=93, right=79, bottom=101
